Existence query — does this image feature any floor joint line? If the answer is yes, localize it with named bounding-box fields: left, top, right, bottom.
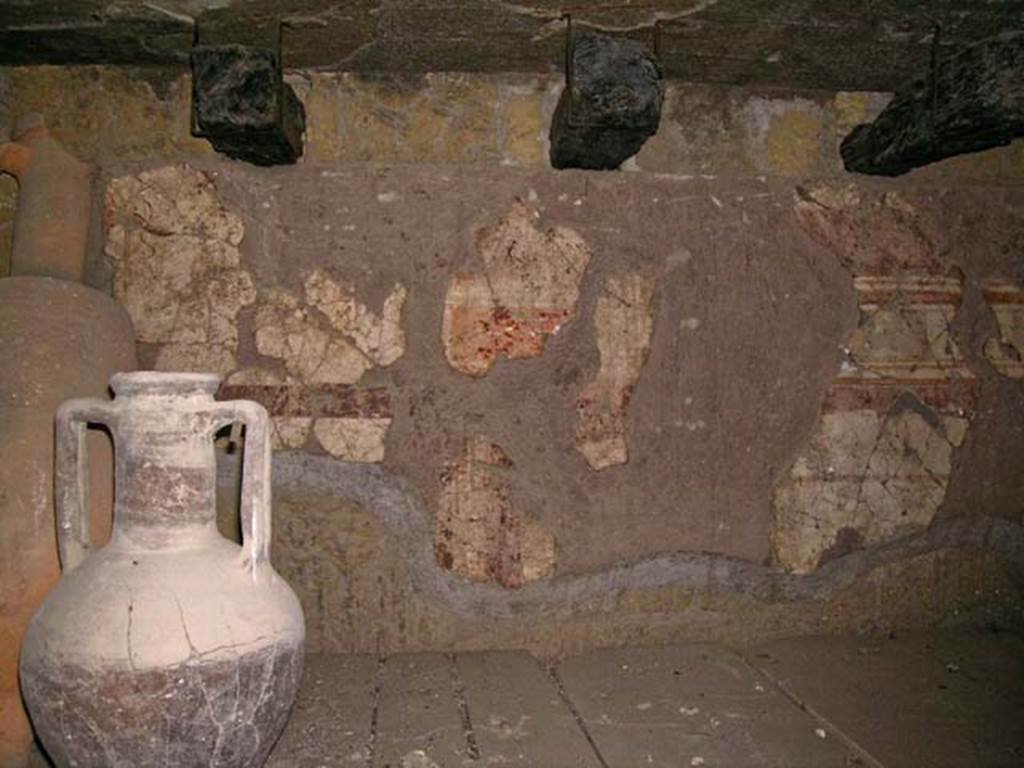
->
left=365, top=653, right=386, bottom=768
left=737, top=650, right=888, bottom=768
left=545, top=661, right=611, bottom=768
left=449, top=653, right=481, bottom=761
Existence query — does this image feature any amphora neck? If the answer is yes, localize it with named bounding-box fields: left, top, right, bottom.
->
left=109, top=373, right=228, bottom=549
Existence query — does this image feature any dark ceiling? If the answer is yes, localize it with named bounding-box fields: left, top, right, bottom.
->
left=1, top=1, right=1022, bottom=91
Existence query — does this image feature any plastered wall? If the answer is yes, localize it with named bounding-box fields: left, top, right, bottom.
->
left=2, top=66, right=1022, bottom=653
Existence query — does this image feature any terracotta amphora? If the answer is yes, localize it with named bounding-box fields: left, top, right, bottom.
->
left=20, top=372, right=305, bottom=768
left=0, top=113, right=137, bottom=767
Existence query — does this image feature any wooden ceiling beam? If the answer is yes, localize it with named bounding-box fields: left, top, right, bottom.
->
left=0, top=1, right=1021, bottom=93
left=841, top=32, right=1024, bottom=176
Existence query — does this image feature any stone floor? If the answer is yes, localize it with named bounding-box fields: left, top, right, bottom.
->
left=265, top=627, right=1024, bottom=768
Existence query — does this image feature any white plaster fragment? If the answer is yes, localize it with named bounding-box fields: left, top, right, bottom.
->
left=435, top=436, right=555, bottom=588
left=575, top=274, right=656, bottom=470
left=241, top=279, right=399, bottom=463
left=772, top=409, right=969, bottom=574
left=272, top=418, right=314, bottom=451
left=982, top=279, right=1024, bottom=379
left=772, top=213, right=976, bottom=573
left=223, top=369, right=325, bottom=451
left=252, top=289, right=373, bottom=385
left=314, top=418, right=391, bottom=463
left=104, top=165, right=256, bottom=369
left=304, top=269, right=407, bottom=367
left=442, top=201, right=591, bottom=376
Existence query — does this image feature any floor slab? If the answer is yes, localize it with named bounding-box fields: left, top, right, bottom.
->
left=211, top=629, right=1024, bottom=768
left=374, top=653, right=474, bottom=768
left=556, top=644, right=859, bottom=768
left=266, top=653, right=378, bottom=768
left=890, top=627, right=1024, bottom=706
left=22, top=629, right=1024, bottom=767
left=748, top=633, right=1024, bottom=768
left=455, top=651, right=600, bottom=766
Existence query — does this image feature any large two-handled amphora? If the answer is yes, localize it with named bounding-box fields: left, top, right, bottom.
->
left=20, top=371, right=305, bottom=768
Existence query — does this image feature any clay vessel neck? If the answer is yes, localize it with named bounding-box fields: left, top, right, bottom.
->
left=108, top=373, right=226, bottom=551
left=1, top=114, right=93, bottom=282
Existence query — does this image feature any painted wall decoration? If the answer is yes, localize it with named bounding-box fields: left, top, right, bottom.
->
left=772, top=185, right=976, bottom=573
left=442, top=201, right=591, bottom=376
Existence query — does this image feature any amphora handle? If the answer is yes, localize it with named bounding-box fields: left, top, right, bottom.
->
left=54, top=399, right=118, bottom=572
left=211, top=401, right=272, bottom=575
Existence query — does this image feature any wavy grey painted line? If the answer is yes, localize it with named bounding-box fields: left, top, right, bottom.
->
left=272, top=451, right=1024, bottom=620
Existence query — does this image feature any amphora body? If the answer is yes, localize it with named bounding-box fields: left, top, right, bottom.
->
left=20, top=372, right=304, bottom=768
left=0, top=114, right=137, bottom=767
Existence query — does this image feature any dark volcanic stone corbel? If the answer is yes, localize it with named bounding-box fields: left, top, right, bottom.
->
left=191, top=44, right=305, bottom=166
left=841, top=31, right=1024, bottom=176
left=549, top=32, right=664, bottom=170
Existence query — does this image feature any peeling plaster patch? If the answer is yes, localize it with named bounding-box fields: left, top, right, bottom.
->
left=313, top=418, right=391, bottom=463
left=253, top=288, right=372, bottom=385
left=982, top=279, right=1024, bottom=379
left=442, top=201, right=591, bottom=376
left=844, top=274, right=968, bottom=380
left=774, top=184, right=976, bottom=573
left=244, top=273, right=406, bottom=462
left=304, top=269, right=407, bottom=367
left=225, top=368, right=313, bottom=450
left=794, top=184, right=940, bottom=274
left=772, top=409, right=969, bottom=574
left=222, top=371, right=393, bottom=458
left=104, top=164, right=255, bottom=374
left=575, top=274, right=656, bottom=470
left=273, top=418, right=315, bottom=450
left=435, top=436, right=555, bottom=589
